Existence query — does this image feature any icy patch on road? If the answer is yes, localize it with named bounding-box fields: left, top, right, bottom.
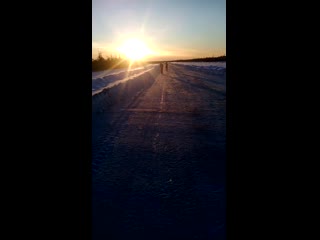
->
left=173, top=62, right=226, bottom=76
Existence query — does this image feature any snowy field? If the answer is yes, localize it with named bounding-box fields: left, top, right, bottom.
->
left=173, top=61, right=226, bottom=76
left=173, top=61, right=226, bottom=68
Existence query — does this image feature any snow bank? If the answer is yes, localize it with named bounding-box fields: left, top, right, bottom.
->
left=172, top=61, right=226, bottom=68
left=92, top=64, right=157, bottom=94
left=92, top=65, right=160, bottom=113
left=92, top=64, right=157, bottom=79
left=173, top=62, right=226, bottom=76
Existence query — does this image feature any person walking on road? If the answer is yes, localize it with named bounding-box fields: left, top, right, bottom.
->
left=160, top=63, right=163, bottom=74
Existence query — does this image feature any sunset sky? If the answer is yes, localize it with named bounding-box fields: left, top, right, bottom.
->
left=92, top=0, right=226, bottom=61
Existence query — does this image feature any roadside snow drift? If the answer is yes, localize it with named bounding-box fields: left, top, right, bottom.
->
left=92, top=64, right=157, bottom=95
left=92, top=65, right=160, bottom=113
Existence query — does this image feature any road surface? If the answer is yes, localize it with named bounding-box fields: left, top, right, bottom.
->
left=92, top=64, right=226, bottom=240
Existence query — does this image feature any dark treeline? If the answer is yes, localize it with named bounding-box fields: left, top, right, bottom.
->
left=147, top=55, right=226, bottom=64
left=92, top=52, right=147, bottom=72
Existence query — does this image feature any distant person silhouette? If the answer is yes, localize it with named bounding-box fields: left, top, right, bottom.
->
left=160, top=63, right=163, bottom=74
left=165, top=62, right=168, bottom=71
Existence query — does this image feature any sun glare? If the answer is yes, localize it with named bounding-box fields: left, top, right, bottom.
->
left=118, top=38, right=151, bottom=61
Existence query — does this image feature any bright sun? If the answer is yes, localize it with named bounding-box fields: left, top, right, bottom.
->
left=118, top=38, right=151, bottom=61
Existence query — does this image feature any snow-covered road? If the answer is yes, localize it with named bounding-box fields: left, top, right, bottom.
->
left=92, top=63, right=226, bottom=240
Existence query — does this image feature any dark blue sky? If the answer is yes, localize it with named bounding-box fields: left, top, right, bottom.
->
left=93, top=0, right=226, bottom=60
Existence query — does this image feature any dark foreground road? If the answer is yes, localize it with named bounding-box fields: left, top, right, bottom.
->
left=92, top=64, right=226, bottom=240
